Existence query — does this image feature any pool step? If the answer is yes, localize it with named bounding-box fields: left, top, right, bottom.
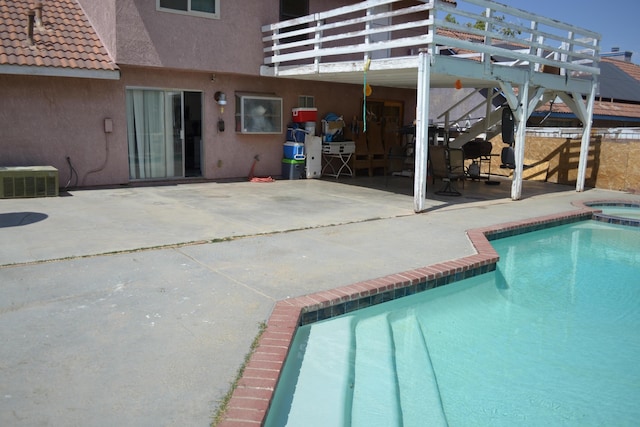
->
left=268, top=316, right=355, bottom=426
left=351, top=313, right=402, bottom=426
left=390, top=313, right=448, bottom=426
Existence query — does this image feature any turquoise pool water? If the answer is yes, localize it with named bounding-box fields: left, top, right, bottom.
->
left=600, top=205, right=640, bottom=220
left=265, top=220, right=640, bottom=426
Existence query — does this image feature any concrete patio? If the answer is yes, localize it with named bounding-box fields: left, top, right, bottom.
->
left=1, top=176, right=637, bottom=426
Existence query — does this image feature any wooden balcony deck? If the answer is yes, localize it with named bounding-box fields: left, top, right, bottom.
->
left=261, top=0, right=600, bottom=94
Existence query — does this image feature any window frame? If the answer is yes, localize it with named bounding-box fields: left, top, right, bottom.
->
left=157, top=0, right=220, bottom=20
left=298, top=95, right=315, bottom=108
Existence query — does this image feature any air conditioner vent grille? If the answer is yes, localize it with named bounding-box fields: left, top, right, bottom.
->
left=0, top=166, right=59, bottom=198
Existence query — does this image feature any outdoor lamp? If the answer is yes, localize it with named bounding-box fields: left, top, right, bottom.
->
left=214, top=91, right=227, bottom=113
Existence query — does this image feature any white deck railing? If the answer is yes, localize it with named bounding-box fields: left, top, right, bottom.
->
left=262, top=0, right=600, bottom=78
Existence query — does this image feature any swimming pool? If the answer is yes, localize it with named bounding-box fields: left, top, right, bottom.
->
left=265, top=219, right=640, bottom=426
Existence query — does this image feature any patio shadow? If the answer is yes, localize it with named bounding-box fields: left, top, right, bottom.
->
left=0, top=212, right=48, bottom=228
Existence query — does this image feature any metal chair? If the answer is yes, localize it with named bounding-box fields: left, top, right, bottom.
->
left=430, top=145, right=465, bottom=196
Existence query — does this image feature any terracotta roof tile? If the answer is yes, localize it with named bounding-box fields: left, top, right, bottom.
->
left=0, top=0, right=118, bottom=75
left=537, top=99, right=640, bottom=119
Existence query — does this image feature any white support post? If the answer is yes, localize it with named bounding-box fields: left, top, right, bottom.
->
left=510, top=81, right=530, bottom=201
left=273, top=29, right=280, bottom=75
left=482, top=8, right=493, bottom=74
left=364, top=6, right=372, bottom=65
left=414, top=51, right=431, bottom=212
left=576, top=80, right=597, bottom=192
left=313, top=17, right=323, bottom=72
left=529, top=20, right=540, bottom=72
left=484, top=90, right=492, bottom=134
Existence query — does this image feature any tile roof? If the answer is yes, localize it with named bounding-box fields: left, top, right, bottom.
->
left=0, top=0, right=119, bottom=79
left=541, top=99, right=640, bottom=120
left=598, top=58, right=640, bottom=102
left=603, top=57, right=640, bottom=82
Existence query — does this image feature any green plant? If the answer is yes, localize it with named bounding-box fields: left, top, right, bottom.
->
left=211, top=321, right=268, bottom=426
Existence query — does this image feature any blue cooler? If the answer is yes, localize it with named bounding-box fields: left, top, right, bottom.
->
left=283, top=142, right=305, bottom=160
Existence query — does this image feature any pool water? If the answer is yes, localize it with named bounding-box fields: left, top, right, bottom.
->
left=599, top=205, right=640, bottom=220
left=265, top=220, right=640, bottom=426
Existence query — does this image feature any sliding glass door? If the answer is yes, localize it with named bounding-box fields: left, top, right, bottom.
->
left=126, top=89, right=185, bottom=180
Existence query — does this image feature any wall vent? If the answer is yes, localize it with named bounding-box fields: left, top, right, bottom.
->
left=0, top=166, right=59, bottom=198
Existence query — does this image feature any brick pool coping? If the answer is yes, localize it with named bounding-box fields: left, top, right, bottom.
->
left=217, top=203, right=612, bottom=426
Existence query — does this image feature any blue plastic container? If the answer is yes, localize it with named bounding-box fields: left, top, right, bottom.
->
left=283, top=142, right=305, bottom=160
left=286, top=124, right=306, bottom=142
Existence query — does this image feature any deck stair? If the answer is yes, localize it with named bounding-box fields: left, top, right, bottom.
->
left=439, top=87, right=507, bottom=149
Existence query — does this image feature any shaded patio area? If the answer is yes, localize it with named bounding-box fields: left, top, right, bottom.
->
left=321, top=172, right=574, bottom=206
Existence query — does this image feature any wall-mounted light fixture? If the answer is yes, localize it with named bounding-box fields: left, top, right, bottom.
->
left=214, top=91, right=227, bottom=114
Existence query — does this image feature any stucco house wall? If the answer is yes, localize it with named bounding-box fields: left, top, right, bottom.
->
left=119, top=65, right=416, bottom=183
left=1, top=0, right=421, bottom=188
left=76, top=0, right=118, bottom=59
left=0, top=73, right=128, bottom=187
left=0, top=65, right=416, bottom=188
left=111, top=0, right=277, bottom=74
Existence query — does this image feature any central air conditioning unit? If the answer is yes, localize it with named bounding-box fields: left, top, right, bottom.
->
left=0, top=166, right=59, bottom=198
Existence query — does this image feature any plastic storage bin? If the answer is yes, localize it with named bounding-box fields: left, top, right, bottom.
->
left=283, top=142, right=305, bottom=160
left=292, top=108, right=317, bottom=123
left=281, top=159, right=305, bottom=179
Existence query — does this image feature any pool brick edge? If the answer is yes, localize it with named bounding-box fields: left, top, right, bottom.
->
left=216, top=204, right=619, bottom=426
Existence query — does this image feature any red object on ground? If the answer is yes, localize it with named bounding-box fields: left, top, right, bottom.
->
left=248, top=158, right=275, bottom=182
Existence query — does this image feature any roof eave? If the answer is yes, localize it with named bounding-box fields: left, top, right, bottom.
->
left=531, top=111, right=640, bottom=122
left=0, top=64, right=120, bottom=80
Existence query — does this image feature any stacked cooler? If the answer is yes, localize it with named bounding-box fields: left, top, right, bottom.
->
left=282, top=108, right=320, bottom=179
left=282, top=130, right=305, bottom=179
